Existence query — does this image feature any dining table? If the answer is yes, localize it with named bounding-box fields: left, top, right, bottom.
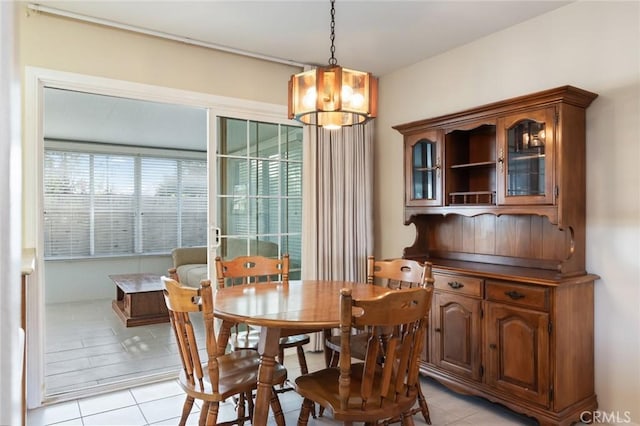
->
left=213, top=279, right=393, bottom=426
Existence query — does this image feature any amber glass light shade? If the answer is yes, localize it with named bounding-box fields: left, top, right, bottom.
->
left=288, top=65, right=378, bottom=129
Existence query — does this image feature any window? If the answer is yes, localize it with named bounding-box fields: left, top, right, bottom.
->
left=217, top=118, right=303, bottom=278
left=44, top=142, right=207, bottom=259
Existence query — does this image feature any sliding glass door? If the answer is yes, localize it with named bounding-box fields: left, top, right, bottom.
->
left=215, top=117, right=303, bottom=278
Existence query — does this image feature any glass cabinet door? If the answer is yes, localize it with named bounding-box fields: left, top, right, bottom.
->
left=405, top=131, right=442, bottom=206
left=497, top=108, right=555, bottom=205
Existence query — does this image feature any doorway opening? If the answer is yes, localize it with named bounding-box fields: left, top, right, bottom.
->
left=42, top=87, right=208, bottom=398
left=27, top=69, right=303, bottom=406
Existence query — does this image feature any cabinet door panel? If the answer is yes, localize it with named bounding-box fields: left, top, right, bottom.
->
left=432, top=293, right=482, bottom=381
left=405, top=131, right=443, bottom=206
left=484, top=301, right=550, bottom=406
left=497, top=107, right=555, bottom=205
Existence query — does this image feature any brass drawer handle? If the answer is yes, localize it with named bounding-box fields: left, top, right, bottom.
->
left=505, top=290, right=525, bottom=300
left=434, top=328, right=441, bottom=332
left=489, top=343, right=497, bottom=350
left=448, top=281, right=464, bottom=290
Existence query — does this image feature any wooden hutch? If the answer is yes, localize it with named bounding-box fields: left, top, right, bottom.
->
left=393, top=86, right=598, bottom=425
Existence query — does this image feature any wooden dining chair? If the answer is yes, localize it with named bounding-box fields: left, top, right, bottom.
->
left=214, top=254, right=312, bottom=379
left=296, top=286, right=433, bottom=425
left=162, top=277, right=287, bottom=426
left=323, top=256, right=434, bottom=424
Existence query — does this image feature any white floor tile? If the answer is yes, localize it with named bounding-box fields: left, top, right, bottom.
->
left=46, top=339, right=84, bottom=353
left=81, top=405, right=147, bottom=426
left=451, top=408, right=537, bottom=425
left=46, top=358, right=92, bottom=376
left=130, top=379, right=183, bottom=404
left=27, top=400, right=81, bottom=426
left=138, top=394, right=196, bottom=424
left=80, top=334, right=124, bottom=348
left=428, top=389, right=482, bottom=421
left=147, top=410, right=201, bottom=425
left=46, top=342, right=126, bottom=364
left=47, top=418, right=84, bottom=426
left=78, top=389, right=136, bottom=417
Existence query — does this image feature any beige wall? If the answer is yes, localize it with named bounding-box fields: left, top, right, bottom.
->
left=19, top=7, right=298, bottom=103
left=376, top=1, right=639, bottom=421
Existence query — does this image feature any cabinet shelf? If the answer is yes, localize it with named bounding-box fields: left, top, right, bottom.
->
left=449, top=191, right=496, bottom=205
left=510, top=154, right=545, bottom=162
left=450, top=161, right=496, bottom=169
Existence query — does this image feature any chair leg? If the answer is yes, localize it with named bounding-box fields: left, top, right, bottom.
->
left=401, top=410, right=416, bottom=426
left=295, top=345, right=317, bottom=418
left=318, top=349, right=338, bottom=418
left=383, top=383, right=431, bottom=426
left=179, top=395, right=195, bottom=426
left=416, top=382, right=431, bottom=424
left=329, top=347, right=339, bottom=368
left=237, top=392, right=245, bottom=426
left=319, top=329, right=334, bottom=419
left=246, top=391, right=254, bottom=422
left=297, top=398, right=313, bottom=426
left=198, top=402, right=210, bottom=426
left=296, top=345, right=309, bottom=374
left=270, top=387, right=285, bottom=426
left=277, top=348, right=286, bottom=390
left=323, top=329, right=334, bottom=367
left=204, top=401, right=219, bottom=426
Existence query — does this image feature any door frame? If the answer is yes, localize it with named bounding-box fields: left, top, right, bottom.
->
left=1, top=3, right=22, bottom=425
left=24, top=66, right=291, bottom=407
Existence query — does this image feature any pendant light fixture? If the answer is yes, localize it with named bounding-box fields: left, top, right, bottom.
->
left=288, top=0, right=378, bottom=130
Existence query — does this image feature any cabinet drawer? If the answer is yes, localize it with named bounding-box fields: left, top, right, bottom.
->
left=433, top=273, right=482, bottom=297
left=486, top=281, right=549, bottom=311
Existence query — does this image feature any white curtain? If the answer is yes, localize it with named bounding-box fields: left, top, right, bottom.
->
left=301, top=122, right=374, bottom=350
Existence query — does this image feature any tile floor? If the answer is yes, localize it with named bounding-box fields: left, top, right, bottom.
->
left=45, top=298, right=199, bottom=396
left=31, top=349, right=545, bottom=425
left=36, top=298, right=564, bottom=425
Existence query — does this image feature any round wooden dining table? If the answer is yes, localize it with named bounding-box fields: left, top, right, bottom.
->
left=214, top=279, right=393, bottom=426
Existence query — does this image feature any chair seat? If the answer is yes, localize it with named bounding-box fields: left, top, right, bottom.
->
left=279, top=333, right=311, bottom=348
left=178, top=348, right=287, bottom=402
left=325, top=333, right=369, bottom=360
left=294, top=363, right=416, bottom=423
left=231, top=329, right=310, bottom=351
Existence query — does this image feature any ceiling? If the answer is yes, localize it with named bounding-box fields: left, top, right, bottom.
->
left=43, top=88, right=208, bottom=150
left=39, top=1, right=571, bottom=150
left=35, top=0, right=571, bottom=76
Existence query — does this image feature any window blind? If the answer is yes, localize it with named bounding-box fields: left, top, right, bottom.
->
left=44, top=151, right=92, bottom=257
left=93, top=154, right=135, bottom=256
left=44, top=146, right=207, bottom=259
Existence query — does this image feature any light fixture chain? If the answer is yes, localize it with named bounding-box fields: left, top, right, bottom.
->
left=288, top=0, right=377, bottom=128
left=329, top=0, right=337, bottom=65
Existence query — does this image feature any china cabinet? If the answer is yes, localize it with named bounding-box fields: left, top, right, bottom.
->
left=394, top=86, right=598, bottom=425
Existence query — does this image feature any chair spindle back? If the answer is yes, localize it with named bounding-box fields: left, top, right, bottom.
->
left=215, top=254, right=289, bottom=288
left=338, top=286, right=433, bottom=414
